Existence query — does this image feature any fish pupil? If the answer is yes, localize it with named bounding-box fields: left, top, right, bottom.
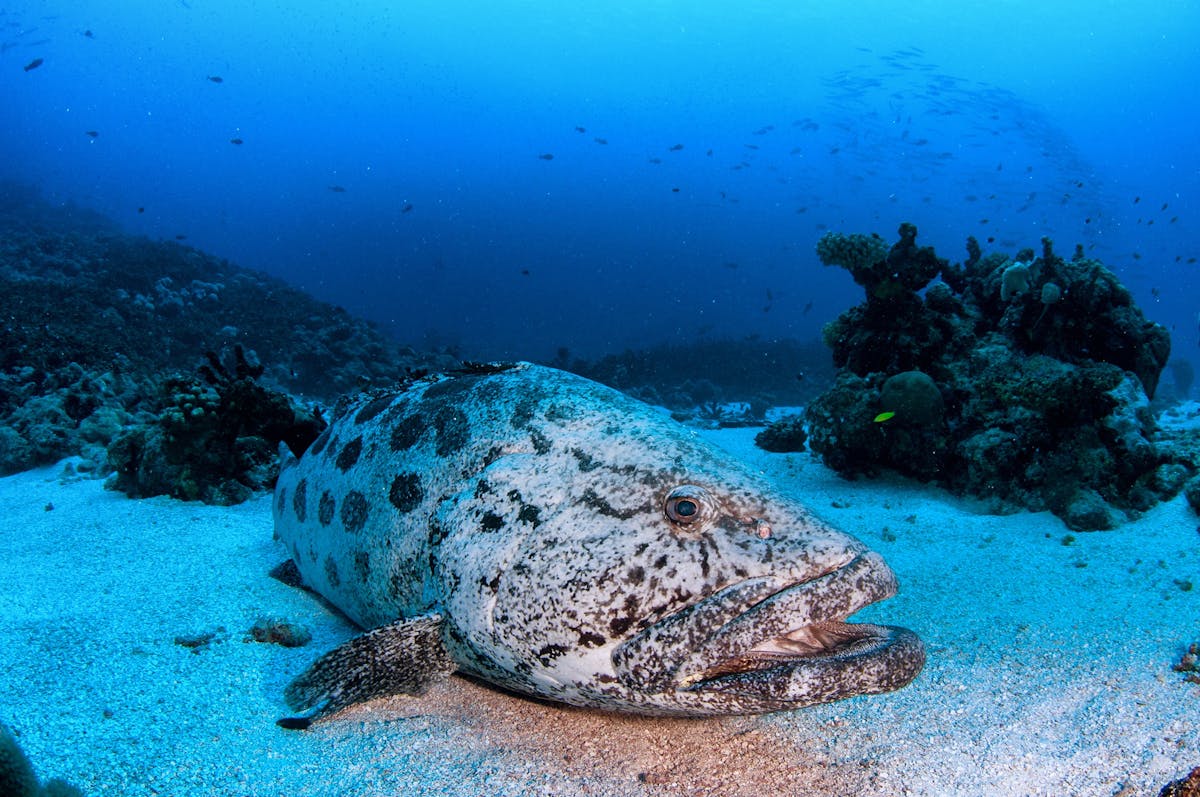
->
left=675, top=499, right=697, bottom=517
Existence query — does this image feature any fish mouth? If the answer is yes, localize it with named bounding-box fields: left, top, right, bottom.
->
left=612, top=551, right=925, bottom=711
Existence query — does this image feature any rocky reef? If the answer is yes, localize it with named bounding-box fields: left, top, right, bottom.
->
left=785, top=223, right=1192, bottom=530
left=105, top=346, right=326, bottom=504
left=0, top=183, right=457, bottom=479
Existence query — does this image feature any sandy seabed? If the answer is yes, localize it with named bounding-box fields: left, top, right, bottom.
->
left=1, top=427, right=1196, bottom=797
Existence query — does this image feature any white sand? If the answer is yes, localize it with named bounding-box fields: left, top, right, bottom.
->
left=1, top=429, right=1197, bottom=796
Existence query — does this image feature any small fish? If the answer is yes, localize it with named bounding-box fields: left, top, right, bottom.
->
left=23, top=57, right=42, bottom=71
left=593, top=137, right=607, bottom=145
left=229, top=138, right=243, bottom=145
left=574, top=126, right=586, bottom=133
left=668, top=144, right=684, bottom=152
left=537, top=153, right=554, bottom=160
left=85, top=130, right=99, bottom=138
left=328, top=185, right=346, bottom=193
left=520, top=268, right=530, bottom=276
left=671, top=187, right=680, bottom=193
left=401, top=203, right=414, bottom=213
left=1134, top=196, right=1141, bottom=204
left=83, top=30, right=95, bottom=39
left=874, top=411, right=896, bottom=423
left=174, top=234, right=187, bottom=240
left=648, top=157, right=662, bottom=164
left=207, top=75, right=223, bottom=83
left=802, top=301, right=813, bottom=315
left=1161, top=202, right=1168, bottom=211
left=137, top=207, right=145, bottom=214
left=1170, top=216, right=1178, bottom=224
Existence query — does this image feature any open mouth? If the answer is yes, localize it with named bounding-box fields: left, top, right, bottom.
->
left=612, top=551, right=925, bottom=710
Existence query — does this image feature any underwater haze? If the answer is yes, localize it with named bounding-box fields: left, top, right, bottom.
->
left=2, top=0, right=1199, bottom=361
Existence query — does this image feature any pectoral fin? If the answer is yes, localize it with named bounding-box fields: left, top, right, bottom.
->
left=278, top=613, right=455, bottom=729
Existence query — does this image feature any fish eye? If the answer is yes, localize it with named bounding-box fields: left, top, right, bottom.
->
left=664, top=485, right=710, bottom=525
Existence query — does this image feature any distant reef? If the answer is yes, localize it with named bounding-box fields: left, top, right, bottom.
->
left=768, top=222, right=1199, bottom=530
left=0, top=182, right=457, bottom=483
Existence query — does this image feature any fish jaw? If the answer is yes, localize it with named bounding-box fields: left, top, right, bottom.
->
left=611, top=551, right=924, bottom=713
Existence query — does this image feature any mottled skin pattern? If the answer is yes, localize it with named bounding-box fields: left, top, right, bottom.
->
left=274, top=363, right=924, bottom=716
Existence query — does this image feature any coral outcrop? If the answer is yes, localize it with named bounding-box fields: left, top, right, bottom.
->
left=0, top=182, right=457, bottom=477
left=105, top=346, right=326, bottom=504
left=781, top=224, right=1186, bottom=530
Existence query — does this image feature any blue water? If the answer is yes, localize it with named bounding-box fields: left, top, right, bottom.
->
left=2, top=1, right=1198, bottom=362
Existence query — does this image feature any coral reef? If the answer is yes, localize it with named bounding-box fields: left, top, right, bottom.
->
left=0, top=182, right=457, bottom=477
left=106, top=346, right=327, bottom=504
left=791, top=223, right=1185, bottom=530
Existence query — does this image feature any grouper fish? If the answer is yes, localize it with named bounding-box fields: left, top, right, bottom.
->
left=272, top=362, right=924, bottom=727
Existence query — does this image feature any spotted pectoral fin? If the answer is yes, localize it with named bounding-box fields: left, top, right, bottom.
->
left=278, top=613, right=456, bottom=730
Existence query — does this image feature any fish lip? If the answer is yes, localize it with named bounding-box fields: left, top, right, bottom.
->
left=612, top=551, right=925, bottom=706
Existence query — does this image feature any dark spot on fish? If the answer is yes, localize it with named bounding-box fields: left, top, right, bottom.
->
left=389, top=414, right=425, bottom=451
left=579, top=631, right=606, bottom=648
left=23, top=58, right=43, bottom=72
left=340, top=490, right=369, bottom=533
left=572, top=448, right=600, bottom=472
left=582, top=488, right=638, bottom=520
left=207, top=75, right=223, bottom=83
left=537, top=153, right=554, bottom=160
left=309, top=426, right=331, bottom=456
left=318, top=491, right=336, bottom=526
left=517, top=503, right=541, bottom=527
left=335, top=437, right=363, bottom=472
left=276, top=486, right=288, bottom=516
left=652, top=554, right=669, bottom=569
left=480, top=511, right=505, bottom=533
left=355, top=395, right=394, bottom=424
left=293, top=478, right=308, bottom=522
left=389, top=473, right=423, bottom=513
left=433, top=407, right=469, bottom=456
left=529, top=428, right=551, bottom=455
left=324, top=555, right=340, bottom=587
left=353, top=550, right=370, bottom=583
left=537, top=644, right=570, bottom=665
left=610, top=615, right=634, bottom=635
left=230, top=138, right=243, bottom=145
left=85, top=130, right=99, bottom=138
left=626, top=566, right=645, bottom=585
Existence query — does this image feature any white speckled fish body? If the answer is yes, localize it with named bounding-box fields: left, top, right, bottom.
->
left=274, top=363, right=923, bottom=716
